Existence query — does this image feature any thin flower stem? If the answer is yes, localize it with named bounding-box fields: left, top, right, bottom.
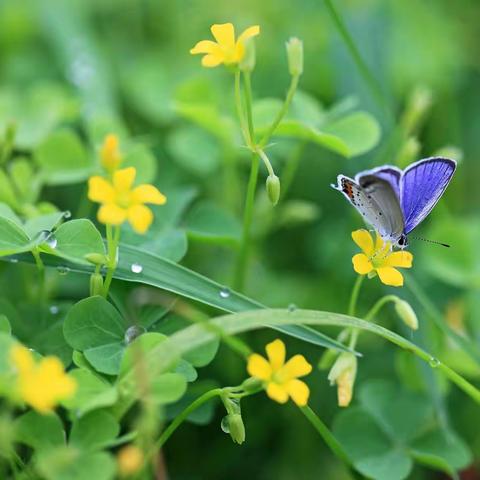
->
left=102, top=225, right=121, bottom=298
left=257, top=148, right=274, bottom=176
left=258, top=74, right=300, bottom=148
left=153, top=388, right=223, bottom=450
left=242, top=71, right=255, bottom=143
left=348, top=275, right=364, bottom=317
left=234, top=153, right=259, bottom=291
left=234, top=70, right=250, bottom=146
left=300, top=405, right=351, bottom=465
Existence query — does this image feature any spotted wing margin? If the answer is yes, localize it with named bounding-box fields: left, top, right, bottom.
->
left=400, top=157, right=457, bottom=234
left=332, top=174, right=403, bottom=239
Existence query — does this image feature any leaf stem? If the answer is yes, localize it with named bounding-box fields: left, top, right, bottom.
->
left=348, top=275, right=364, bottom=317
left=259, top=74, right=300, bottom=148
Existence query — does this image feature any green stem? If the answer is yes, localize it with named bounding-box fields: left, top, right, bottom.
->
left=153, top=388, right=223, bottom=450
left=323, top=0, right=390, bottom=120
left=259, top=74, right=300, bottom=148
left=234, top=153, right=259, bottom=291
left=242, top=71, right=255, bottom=143
left=31, top=248, right=45, bottom=302
left=234, top=70, right=250, bottom=146
left=348, top=275, right=364, bottom=317
left=257, top=148, right=274, bottom=176
left=300, top=406, right=351, bottom=465
left=364, top=295, right=398, bottom=322
left=102, top=225, right=121, bottom=298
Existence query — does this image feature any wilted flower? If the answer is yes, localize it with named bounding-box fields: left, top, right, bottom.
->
left=328, top=352, right=357, bottom=407
left=10, top=345, right=76, bottom=413
left=190, top=23, right=260, bottom=68
left=352, top=229, right=413, bottom=287
left=247, top=339, right=312, bottom=406
left=88, top=167, right=166, bottom=234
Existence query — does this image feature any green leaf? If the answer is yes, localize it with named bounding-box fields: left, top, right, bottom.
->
left=62, top=369, right=118, bottom=416
left=123, top=143, right=157, bottom=184
left=36, top=448, right=116, bottom=480
left=24, top=211, right=65, bottom=239
left=0, top=170, right=19, bottom=210
left=167, top=125, right=220, bottom=176
left=43, top=219, right=106, bottom=265
left=185, top=201, right=241, bottom=245
left=175, top=359, right=198, bottom=382
left=15, top=411, right=65, bottom=452
left=70, top=411, right=120, bottom=451
left=151, top=372, right=188, bottom=404
left=9, top=158, right=39, bottom=203
left=35, top=129, right=93, bottom=185
left=0, top=315, right=11, bottom=334
left=63, top=296, right=126, bottom=374
left=0, top=215, right=34, bottom=255
left=183, top=339, right=220, bottom=368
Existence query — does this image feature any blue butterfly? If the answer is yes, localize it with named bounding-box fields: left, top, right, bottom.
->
left=332, top=157, right=457, bottom=249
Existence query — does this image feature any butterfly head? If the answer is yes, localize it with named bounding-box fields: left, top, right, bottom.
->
left=395, top=234, right=409, bottom=250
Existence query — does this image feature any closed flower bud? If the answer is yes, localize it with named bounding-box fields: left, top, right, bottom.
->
left=240, top=39, right=256, bottom=72
left=89, top=273, right=104, bottom=297
left=266, top=174, right=281, bottom=206
left=223, top=413, right=246, bottom=445
left=84, top=253, right=109, bottom=266
left=394, top=298, right=418, bottom=330
left=240, top=377, right=263, bottom=392
left=100, top=134, right=122, bottom=172
left=286, top=37, right=303, bottom=76
left=328, top=353, right=357, bottom=407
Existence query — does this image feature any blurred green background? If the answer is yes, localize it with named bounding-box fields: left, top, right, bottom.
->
left=1, top=0, right=480, bottom=478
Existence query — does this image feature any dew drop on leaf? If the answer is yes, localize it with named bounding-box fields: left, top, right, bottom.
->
left=49, top=305, right=59, bottom=315
left=57, top=265, right=70, bottom=276
left=219, top=287, right=231, bottom=299
left=131, top=262, right=143, bottom=274
left=220, top=416, right=230, bottom=433
left=288, top=303, right=297, bottom=312
left=429, top=357, right=440, bottom=368
left=45, top=233, right=57, bottom=249
left=124, top=325, right=146, bottom=344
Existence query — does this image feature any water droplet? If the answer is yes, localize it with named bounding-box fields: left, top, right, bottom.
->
left=429, top=357, right=440, bottom=368
left=220, top=416, right=230, bottom=434
left=288, top=303, right=297, bottom=312
left=124, top=325, right=146, bottom=344
left=130, top=262, right=143, bottom=274
left=57, top=265, right=70, bottom=276
left=45, top=233, right=57, bottom=249
left=49, top=305, right=59, bottom=315
left=219, top=287, right=231, bottom=299
left=35, top=230, right=50, bottom=244
left=63, top=210, right=72, bottom=219
left=9, top=257, right=18, bottom=264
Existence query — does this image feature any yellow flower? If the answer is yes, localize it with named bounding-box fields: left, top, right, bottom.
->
left=100, top=133, right=122, bottom=172
left=117, top=445, right=144, bottom=477
left=10, top=345, right=77, bottom=414
left=328, top=353, right=357, bottom=407
left=190, top=23, right=260, bottom=67
left=351, top=229, right=413, bottom=287
left=88, top=167, right=166, bottom=234
left=247, top=339, right=312, bottom=406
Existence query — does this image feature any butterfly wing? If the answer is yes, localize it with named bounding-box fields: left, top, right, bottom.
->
left=400, top=157, right=456, bottom=234
left=333, top=174, right=404, bottom=241
left=356, top=165, right=402, bottom=199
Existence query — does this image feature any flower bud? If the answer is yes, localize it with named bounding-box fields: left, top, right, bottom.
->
left=394, top=298, right=418, bottom=330
left=117, top=445, right=144, bottom=477
left=266, top=174, right=281, bottom=206
left=89, top=273, right=104, bottom=297
left=222, top=414, right=246, bottom=445
left=240, top=40, right=256, bottom=73
left=84, top=253, right=109, bottom=266
left=286, top=37, right=303, bottom=77
left=328, top=353, right=357, bottom=407
left=100, top=134, right=122, bottom=172
left=240, top=377, right=263, bottom=393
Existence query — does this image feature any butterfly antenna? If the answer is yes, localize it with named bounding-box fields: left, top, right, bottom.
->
left=411, top=236, right=450, bottom=248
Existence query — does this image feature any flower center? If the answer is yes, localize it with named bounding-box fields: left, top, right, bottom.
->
left=116, top=191, right=131, bottom=208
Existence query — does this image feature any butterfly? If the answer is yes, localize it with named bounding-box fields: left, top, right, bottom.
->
left=332, top=157, right=457, bottom=249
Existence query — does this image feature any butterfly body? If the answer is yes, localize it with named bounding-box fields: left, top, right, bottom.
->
left=332, top=157, right=456, bottom=249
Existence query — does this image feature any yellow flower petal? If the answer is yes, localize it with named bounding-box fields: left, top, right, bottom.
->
left=88, top=176, right=115, bottom=204
left=281, top=354, right=312, bottom=380
left=127, top=204, right=154, bottom=234
left=266, top=339, right=285, bottom=371
left=211, top=23, right=235, bottom=49
left=98, top=203, right=128, bottom=226
left=237, top=25, right=260, bottom=44
left=383, top=251, right=413, bottom=268
left=247, top=354, right=272, bottom=381
left=266, top=382, right=289, bottom=404
left=190, top=40, right=220, bottom=55
left=113, top=167, right=136, bottom=192
left=101, top=134, right=122, bottom=171
left=376, top=267, right=404, bottom=287
left=201, top=54, right=223, bottom=67
left=352, top=253, right=373, bottom=275
left=10, top=345, right=34, bottom=375
left=131, top=185, right=167, bottom=205
left=286, top=379, right=310, bottom=406
left=351, top=229, right=374, bottom=256
left=374, top=232, right=386, bottom=251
